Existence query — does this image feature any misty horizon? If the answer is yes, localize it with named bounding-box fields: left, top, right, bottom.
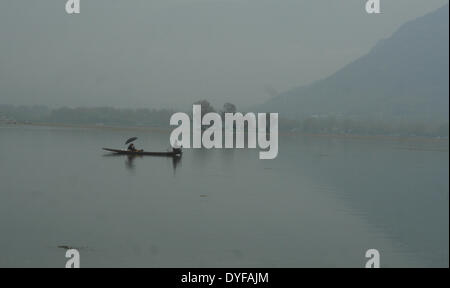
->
left=0, top=0, right=448, bottom=110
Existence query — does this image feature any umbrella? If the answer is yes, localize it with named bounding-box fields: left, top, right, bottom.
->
left=125, top=137, right=138, bottom=145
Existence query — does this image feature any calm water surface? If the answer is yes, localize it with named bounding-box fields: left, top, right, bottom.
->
left=0, top=125, right=448, bottom=267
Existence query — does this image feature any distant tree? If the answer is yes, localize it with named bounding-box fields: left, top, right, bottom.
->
left=222, top=103, right=237, bottom=115
left=193, top=100, right=215, bottom=115
left=220, top=102, right=238, bottom=129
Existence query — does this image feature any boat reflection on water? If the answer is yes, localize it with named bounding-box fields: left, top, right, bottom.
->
left=102, top=153, right=181, bottom=174
left=125, top=155, right=138, bottom=171
left=172, top=156, right=181, bottom=175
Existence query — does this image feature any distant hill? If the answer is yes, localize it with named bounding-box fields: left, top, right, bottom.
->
left=259, top=5, right=449, bottom=122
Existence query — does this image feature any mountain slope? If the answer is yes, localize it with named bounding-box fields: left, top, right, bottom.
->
left=260, top=5, right=449, bottom=122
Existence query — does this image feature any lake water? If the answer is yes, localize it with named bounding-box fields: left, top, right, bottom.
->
left=0, top=124, right=448, bottom=267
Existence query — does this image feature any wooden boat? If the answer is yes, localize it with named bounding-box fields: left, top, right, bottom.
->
left=102, top=148, right=182, bottom=157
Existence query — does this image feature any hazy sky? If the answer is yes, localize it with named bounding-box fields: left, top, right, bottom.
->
left=0, top=0, right=448, bottom=109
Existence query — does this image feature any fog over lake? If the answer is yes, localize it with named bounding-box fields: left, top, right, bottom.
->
left=0, top=0, right=448, bottom=269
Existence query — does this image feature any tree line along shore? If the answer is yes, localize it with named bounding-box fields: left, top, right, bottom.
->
left=1, top=102, right=448, bottom=138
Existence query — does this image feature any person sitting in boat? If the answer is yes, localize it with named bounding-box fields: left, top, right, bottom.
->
left=172, top=140, right=183, bottom=155
left=173, top=147, right=182, bottom=155
left=127, top=143, right=137, bottom=152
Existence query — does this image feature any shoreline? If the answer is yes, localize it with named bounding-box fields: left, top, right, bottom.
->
left=1, top=121, right=449, bottom=144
